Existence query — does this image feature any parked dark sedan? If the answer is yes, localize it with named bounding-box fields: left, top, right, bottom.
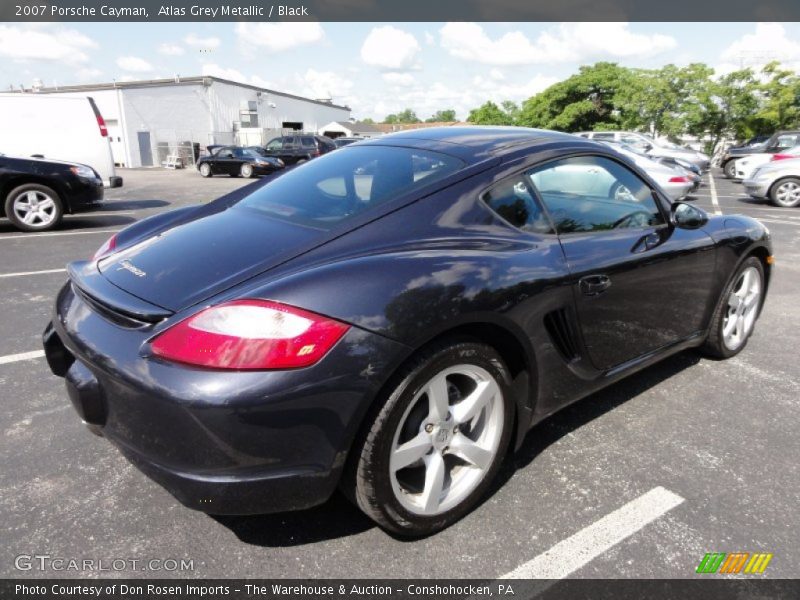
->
left=197, top=146, right=284, bottom=178
left=1, top=153, right=104, bottom=231
left=44, top=127, right=772, bottom=536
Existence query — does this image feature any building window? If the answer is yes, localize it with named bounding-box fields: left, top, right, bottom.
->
left=240, top=100, right=259, bottom=128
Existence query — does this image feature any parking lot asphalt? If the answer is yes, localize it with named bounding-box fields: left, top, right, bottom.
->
left=1, top=168, right=798, bottom=579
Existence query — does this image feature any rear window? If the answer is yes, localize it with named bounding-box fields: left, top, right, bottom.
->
left=235, top=146, right=463, bottom=229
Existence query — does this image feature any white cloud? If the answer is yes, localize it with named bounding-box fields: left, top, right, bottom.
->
left=440, top=22, right=676, bottom=66
left=719, top=23, right=800, bottom=72
left=201, top=63, right=248, bottom=83
left=362, top=71, right=559, bottom=122
left=296, top=68, right=354, bottom=103
left=424, top=31, right=435, bottom=46
left=75, top=67, right=103, bottom=81
left=489, top=68, right=505, bottom=81
left=382, top=72, right=415, bottom=86
left=235, top=22, right=324, bottom=54
left=116, top=56, right=153, bottom=72
left=0, top=25, right=97, bottom=65
left=200, top=64, right=354, bottom=106
left=184, top=33, right=221, bottom=49
left=158, top=43, right=184, bottom=56
left=360, top=26, right=421, bottom=70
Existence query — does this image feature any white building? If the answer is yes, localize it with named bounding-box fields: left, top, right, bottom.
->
left=32, top=76, right=351, bottom=168
left=318, top=120, right=383, bottom=139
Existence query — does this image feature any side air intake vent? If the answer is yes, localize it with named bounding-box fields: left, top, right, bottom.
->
left=544, top=307, right=580, bottom=362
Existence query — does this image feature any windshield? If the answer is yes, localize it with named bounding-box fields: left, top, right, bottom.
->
left=235, top=146, right=464, bottom=229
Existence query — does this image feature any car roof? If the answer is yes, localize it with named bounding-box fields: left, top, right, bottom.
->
left=355, top=126, right=581, bottom=163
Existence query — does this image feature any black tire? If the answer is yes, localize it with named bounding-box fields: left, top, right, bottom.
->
left=4, top=183, right=64, bottom=232
left=768, top=177, right=800, bottom=208
left=702, top=256, right=764, bottom=359
left=199, top=163, right=212, bottom=177
left=240, top=163, right=254, bottom=178
left=348, top=340, right=514, bottom=536
left=723, top=160, right=736, bottom=179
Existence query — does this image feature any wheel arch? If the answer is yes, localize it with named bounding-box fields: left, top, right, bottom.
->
left=746, top=244, right=773, bottom=309
left=767, top=175, right=800, bottom=203
left=361, top=319, right=537, bottom=460
left=1, top=176, right=66, bottom=215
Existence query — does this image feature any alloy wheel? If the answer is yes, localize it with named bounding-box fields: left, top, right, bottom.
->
left=12, top=190, right=58, bottom=228
left=722, top=266, right=762, bottom=351
left=774, top=181, right=800, bottom=207
left=389, top=365, right=504, bottom=516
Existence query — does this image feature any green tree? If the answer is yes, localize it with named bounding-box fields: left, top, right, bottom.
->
left=360, top=117, right=375, bottom=124
left=383, top=108, right=420, bottom=124
left=756, top=61, right=800, bottom=130
left=426, top=109, right=457, bottom=122
left=616, top=63, right=715, bottom=138
left=467, top=100, right=517, bottom=125
left=682, top=68, right=759, bottom=154
left=517, top=62, right=633, bottom=131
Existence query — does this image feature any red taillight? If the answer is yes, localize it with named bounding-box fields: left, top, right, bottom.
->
left=150, top=299, right=350, bottom=370
left=770, top=153, right=795, bottom=161
left=96, top=114, right=108, bottom=137
left=92, top=233, right=117, bottom=260
left=669, top=176, right=690, bottom=183
left=88, top=98, right=108, bottom=137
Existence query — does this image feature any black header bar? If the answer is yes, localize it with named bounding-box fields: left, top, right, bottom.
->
left=3, top=0, right=800, bottom=22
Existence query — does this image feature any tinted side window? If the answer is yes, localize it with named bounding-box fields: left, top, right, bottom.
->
left=218, top=148, right=234, bottom=158
left=593, top=132, right=615, bottom=140
left=482, top=177, right=553, bottom=234
left=301, top=136, right=315, bottom=147
left=265, top=138, right=282, bottom=151
left=527, top=156, right=664, bottom=234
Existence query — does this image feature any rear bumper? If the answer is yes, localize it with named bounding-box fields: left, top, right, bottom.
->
left=44, top=282, right=407, bottom=514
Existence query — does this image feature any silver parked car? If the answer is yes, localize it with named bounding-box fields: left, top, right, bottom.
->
left=599, top=142, right=695, bottom=201
left=578, top=131, right=710, bottom=171
left=742, top=157, right=800, bottom=207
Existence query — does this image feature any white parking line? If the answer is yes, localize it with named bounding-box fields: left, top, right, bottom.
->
left=754, top=218, right=800, bottom=227
left=0, top=228, right=119, bottom=241
left=0, top=350, right=45, bottom=365
left=0, top=268, right=66, bottom=279
left=501, top=486, right=685, bottom=579
left=707, top=174, right=722, bottom=215
left=65, top=210, right=136, bottom=217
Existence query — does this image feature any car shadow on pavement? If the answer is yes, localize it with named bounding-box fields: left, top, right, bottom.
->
left=211, top=491, right=374, bottom=546
left=212, top=350, right=703, bottom=547
left=0, top=214, right=136, bottom=233
left=101, top=199, right=170, bottom=211
left=501, top=350, right=702, bottom=478
left=735, top=197, right=772, bottom=208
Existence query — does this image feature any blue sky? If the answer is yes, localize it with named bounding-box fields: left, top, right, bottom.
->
left=2, top=22, right=800, bottom=120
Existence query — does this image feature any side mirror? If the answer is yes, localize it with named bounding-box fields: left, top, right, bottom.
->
left=671, top=202, right=708, bottom=230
